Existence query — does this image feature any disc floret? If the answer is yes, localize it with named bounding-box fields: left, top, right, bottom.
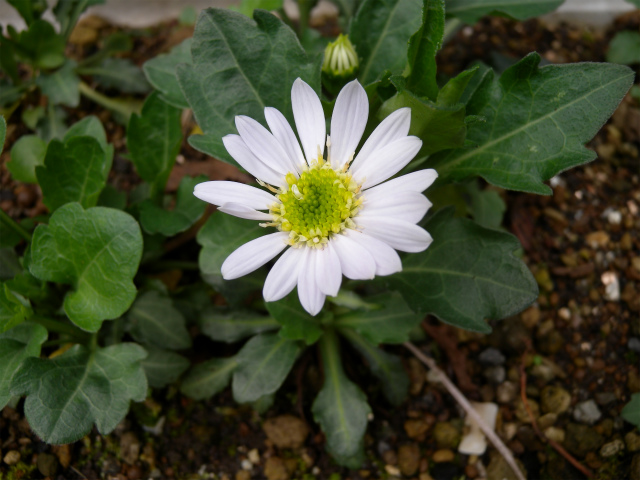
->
left=269, top=158, right=362, bottom=248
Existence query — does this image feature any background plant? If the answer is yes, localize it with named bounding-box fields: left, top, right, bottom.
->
left=0, top=0, right=636, bottom=469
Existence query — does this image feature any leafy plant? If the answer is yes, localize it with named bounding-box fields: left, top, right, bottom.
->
left=0, top=0, right=633, bottom=469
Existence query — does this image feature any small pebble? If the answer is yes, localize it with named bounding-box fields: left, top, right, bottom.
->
left=600, top=439, right=625, bottom=457
left=601, top=271, right=620, bottom=301
left=483, top=366, right=506, bottom=384
left=248, top=449, right=260, bottom=464
left=3, top=450, right=20, bottom=466
left=496, top=381, right=518, bottom=403
left=432, top=449, right=455, bottom=463
left=626, top=431, right=640, bottom=452
left=384, top=464, right=401, bottom=477
left=478, top=348, right=506, bottom=366
left=629, top=338, right=640, bottom=353
left=573, top=400, right=602, bottom=425
left=543, top=427, right=565, bottom=443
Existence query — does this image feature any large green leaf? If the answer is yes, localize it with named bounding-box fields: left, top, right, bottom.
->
left=127, top=92, right=182, bottom=200
left=197, top=212, right=268, bottom=305
left=180, top=357, right=237, bottom=400
left=11, top=343, right=147, bottom=444
left=36, top=60, right=80, bottom=107
left=0, top=323, right=47, bottom=409
left=139, top=176, right=207, bottom=236
left=350, top=0, right=422, bottom=85
left=64, top=115, right=114, bottom=172
left=14, top=20, right=65, bottom=69
left=405, top=0, right=445, bottom=101
left=266, top=293, right=324, bottom=345
left=199, top=309, right=279, bottom=343
left=7, top=135, right=47, bottom=183
left=29, top=203, right=143, bottom=332
left=334, top=292, right=422, bottom=344
left=128, top=291, right=192, bottom=351
left=312, top=329, right=370, bottom=468
left=78, top=58, right=150, bottom=94
left=429, top=54, right=634, bottom=194
left=231, top=332, right=299, bottom=404
left=445, top=0, right=563, bottom=23
left=141, top=346, right=189, bottom=388
left=176, top=8, right=320, bottom=165
left=143, top=38, right=193, bottom=109
left=340, top=327, right=409, bottom=406
left=229, top=0, right=284, bottom=16
left=387, top=209, right=537, bottom=333
left=0, top=284, right=31, bottom=333
left=36, top=136, right=108, bottom=211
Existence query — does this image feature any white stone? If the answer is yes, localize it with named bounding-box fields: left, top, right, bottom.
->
left=458, top=402, right=499, bottom=456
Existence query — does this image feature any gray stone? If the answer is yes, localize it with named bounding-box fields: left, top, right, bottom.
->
left=496, top=381, right=518, bottom=404
left=573, top=399, right=601, bottom=425
left=595, top=392, right=617, bottom=405
left=478, top=348, right=506, bottom=366
left=600, top=439, right=625, bottom=457
left=629, top=337, right=640, bottom=353
left=483, top=366, right=506, bottom=384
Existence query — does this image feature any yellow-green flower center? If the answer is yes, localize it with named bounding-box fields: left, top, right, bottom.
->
left=269, top=159, right=361, bottom=248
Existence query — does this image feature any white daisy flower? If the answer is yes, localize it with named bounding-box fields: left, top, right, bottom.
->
left=194, top=78, right=437, bottom=316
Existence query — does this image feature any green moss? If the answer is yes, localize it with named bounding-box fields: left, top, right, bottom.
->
left=0, top=461, right=37, bottom=480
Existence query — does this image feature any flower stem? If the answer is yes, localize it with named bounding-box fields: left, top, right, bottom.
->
left=296, top=0, right=313, bottom=38
left=0, top=209, right=31, bottom=242
left=31, top=315, right=90, bottom=341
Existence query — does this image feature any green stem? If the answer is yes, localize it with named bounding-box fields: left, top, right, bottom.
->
left=31, top=315, right=90, bottom=341
left=297, top=0, right=313, bottom=38
left=0, top=209, right=31, bottom=242
left=443, top=18, right=463, bottom=45
left=78, top=81, right=140, bottom=120
left=318, top=326, right=341, bottom=375
left=145, top=260, right=200, bottom=272
left=89, top=333, right=98, bottom=352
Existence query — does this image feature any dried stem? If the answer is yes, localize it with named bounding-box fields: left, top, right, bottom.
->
left=404, top=341, right=526, bottom=480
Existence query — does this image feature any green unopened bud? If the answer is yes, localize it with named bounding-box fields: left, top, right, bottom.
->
left=322, top=34, right=359, bottom=94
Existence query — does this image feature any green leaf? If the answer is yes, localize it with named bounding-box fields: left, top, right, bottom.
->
left=143, top=38, right=193, bottom=109
left=64, top=115, right=114, bottom=167
left=624, top=0, right=640, bottom=6
left=139, top=176, right=207, bottom=236
left=7, top=0, right=38, bottom=24
left=231, top=332, right=299, bottom=404
left=312, top=329, right=370, bottom=468
left=36, top=60, right=80, bottom=107
left=11, top=343, right=147, bottom=444
left=141, top=345, right=189, bottom=388
left=266, top=293, right=324, bottom=345
left=177, top=8, right=320, bottom=165
left=340, top=327, right=409, bottom=406
left=197, top=212, right=268, bottom=305
left=334, top=292, right=422, bottom=344
left=406, top=0, right=445, bottom=101
left=98, top=185, right=127, bottom=209
left=53, top=0, right=105, bottom=40
left=0, top=248, right=22, bottom=280
left=5, top=272, right=52, bottom=305
left=7, top=135, right=47, bottom=183
left=127, top=92, right=182, bottom=201
left=128, top=290, right=192, bottom=350
left=14, top=20, right=65, bottom=69
left=445, top=0, right=563, bottom=23
left=180, top=357, right=237, bottom=400
left=229, top=0, right=284, bottom=16
left=622, top=393, right=640, bottom=428
left=0, top=116, right=5, bottom=153
left=464, top=182, right=506, bottom=229
left=0, top=284, right=31, bottom=333
left=387, top=209, right=538, bottom=333
left=607, top=31, right=640, bottom=65
left=36, top=136, right=108, bottom=211
left=36, top=105, right=67, bottom=142
left=78, top=58, right=150, bottom=94
left=0, top=323, right=47, bottom=409
left=350, top=0, right=422, bottom=85
left=29, top=203, right=143, bottom=332
left=199, top=309, right=279, bottom=343
left=429, top=54, right=634, bottom=194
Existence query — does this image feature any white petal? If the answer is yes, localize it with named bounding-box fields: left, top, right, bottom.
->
left=343, top=229, right=402, bottom=276
left=194, top=181, right=276, bottom=210
left=350, top=136, right=422, bottom=190
left=315, top=243, right=342, bottom=297
left=221, top=232, right=289, bottom=280
left=218, top=202, right=274, bottom=221
left=331, top=233, right=376, bottom=280
left=236, top=115, right=299, bottom=174
left=356, top=217, right=433, bottom=253
left=222, top=134, right=286, bottom=187
left=351, top=107, right=410, bottom=173
left=263, top=247, right=303, bottom=302
left=297, top=247, right=326, bottom=316
left=330, top=80, right=368, bottom=169
left=359, top=191, right=431, bottom=223
left=292, top=78, right=326, bottom=165
left=363, top=169, right=438, bottom=196
left=265, top=107, right=306, bottom=172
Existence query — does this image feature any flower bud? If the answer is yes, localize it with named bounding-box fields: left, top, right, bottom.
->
left=322, top=34, right=359, bottom=94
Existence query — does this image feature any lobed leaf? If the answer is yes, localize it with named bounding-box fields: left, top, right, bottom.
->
left=445, top=0, right=563, bottom=23
left=350, top=0, right=423, bottom=85
left=0, top=284, right=31, bottom=333
left=231, top=332, right=299, bottom=404
left=128, top=290, right=192, bottom=351
left=0, top=323, right=47, bottom=409
left=29, top=203, right=143, bottom=332
left=266, top=293, right=324, bottom=345
left=36, top=60, right=80, bottom=107
left=13, top=20, right=65, bottom=69
left=199, top=309, right=279, bottom=343
left=429, top=54, right=634, bottom=194
left=141, top=346, right=190, bottom=388
left=387, top=209, right=538, bottom=333
left=11, top=343, right=147, bottom=444
left=143, top=38, right=193, bottom=109
left=176, top=8, right=320, bottom=165
left=78, top=58, right=150, bottom=94
left=181, top=357, right=238, bottom=400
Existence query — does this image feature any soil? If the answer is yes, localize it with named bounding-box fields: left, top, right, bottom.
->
left=1, top=9, right=639, bottom=480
